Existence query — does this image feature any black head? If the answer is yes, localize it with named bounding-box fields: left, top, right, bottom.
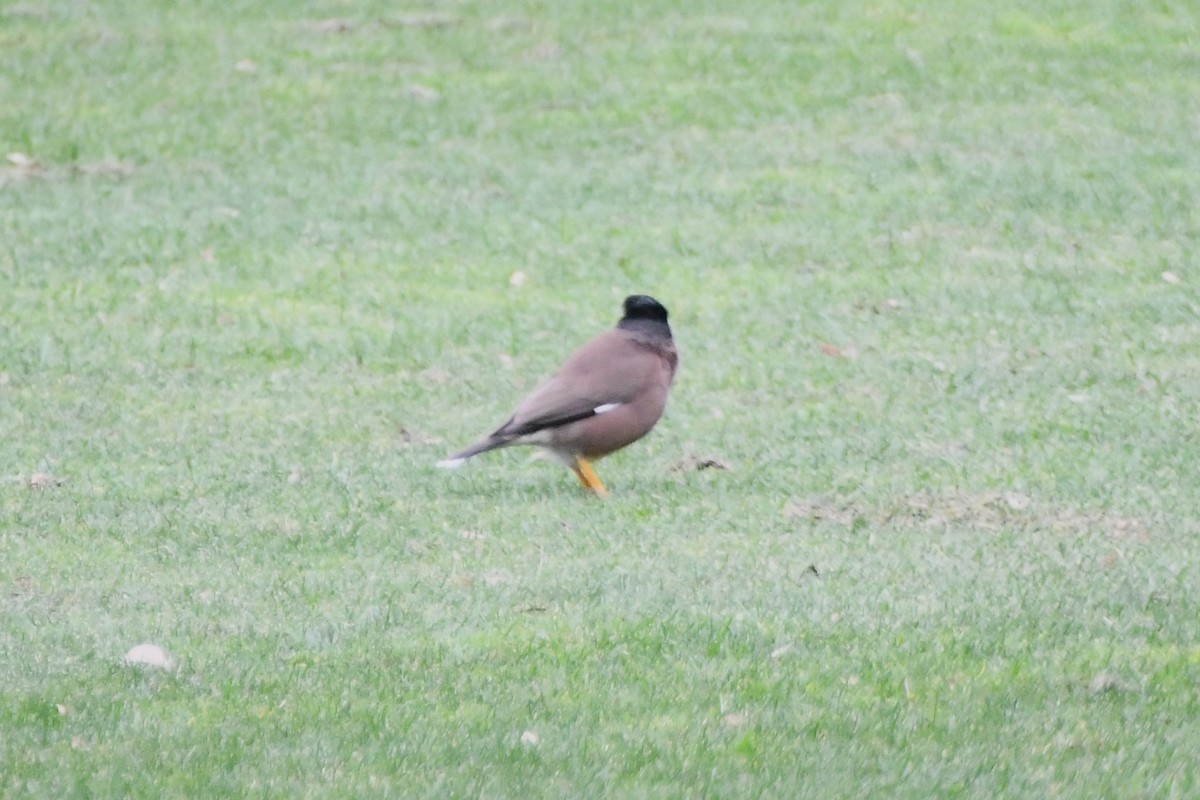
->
left=621, top=295, right=669, bottom=323
left=618, top=295, right=672, bottom=337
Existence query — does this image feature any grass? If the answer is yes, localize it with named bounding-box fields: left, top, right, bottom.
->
left=2, top=0, right=1199, bottom=796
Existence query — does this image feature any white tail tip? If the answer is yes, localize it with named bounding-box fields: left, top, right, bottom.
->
left=436, top=458, right=466, bottom=469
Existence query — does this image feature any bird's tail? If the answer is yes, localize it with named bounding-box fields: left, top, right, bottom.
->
left=435, top=436, right=510, bottom=469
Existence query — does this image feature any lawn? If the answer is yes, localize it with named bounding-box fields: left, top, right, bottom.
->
left=2, top=0, right=1199, bottom=796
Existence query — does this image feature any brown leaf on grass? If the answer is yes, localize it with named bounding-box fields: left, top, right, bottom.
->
left=670, top=455, right=730, bottom=473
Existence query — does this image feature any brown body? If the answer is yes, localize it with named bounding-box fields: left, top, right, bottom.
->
left=437, top=295, right=679, bottom=495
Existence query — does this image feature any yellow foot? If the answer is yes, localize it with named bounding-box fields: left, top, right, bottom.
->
left=571, top=457, right=609, bottom=497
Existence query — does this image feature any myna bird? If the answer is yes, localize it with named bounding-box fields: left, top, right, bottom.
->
left=436, top=295, right=679, bottom=495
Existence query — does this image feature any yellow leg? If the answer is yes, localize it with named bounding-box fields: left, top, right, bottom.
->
left=571, top=464, right=592, bottom=489
left=572, top=457, right=609, bottom=497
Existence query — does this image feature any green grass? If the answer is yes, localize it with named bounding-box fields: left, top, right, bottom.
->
left=3, top=0, right=1199, bottom=796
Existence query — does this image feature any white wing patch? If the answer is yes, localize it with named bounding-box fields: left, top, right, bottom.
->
left=593, top=402, right=622, bottom=415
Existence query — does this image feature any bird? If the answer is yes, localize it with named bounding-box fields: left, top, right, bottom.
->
left=436, top=295, right=679, bottom=496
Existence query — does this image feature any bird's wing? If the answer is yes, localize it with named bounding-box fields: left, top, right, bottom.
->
left=495, top=330, right=659, bottom=438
